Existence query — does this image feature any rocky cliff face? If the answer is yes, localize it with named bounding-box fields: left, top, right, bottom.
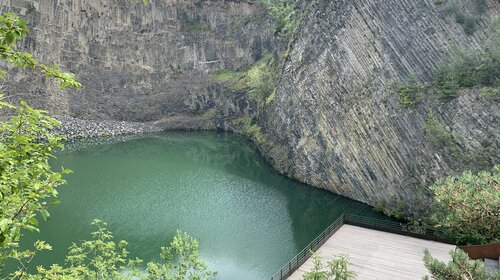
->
left=259, top=0, right=499, bottom=207
left=2, top=0, right=499, bottom=207
left=3, top=0, right=273, bottom=128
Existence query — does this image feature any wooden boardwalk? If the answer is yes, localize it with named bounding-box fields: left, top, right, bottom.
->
left=287, top=225, right=455, bottom=280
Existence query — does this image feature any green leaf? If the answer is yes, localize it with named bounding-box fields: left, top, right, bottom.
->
left=40, top=209, right=50, bottom=222
left=25, top=225, right=39, bottom=233
left=49, top=199, right=61, bottom=205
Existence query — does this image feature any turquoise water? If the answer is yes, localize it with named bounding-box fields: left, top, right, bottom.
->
left=23, top=131, right=388, bottom=279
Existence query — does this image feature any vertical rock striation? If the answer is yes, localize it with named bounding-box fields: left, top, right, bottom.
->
left=2, top=0, right=499, bottom=207
left=3, top=0, right=273, bottom=127
left=260, top=0, right=499, bottom=206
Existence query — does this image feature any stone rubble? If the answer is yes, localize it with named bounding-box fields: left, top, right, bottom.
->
left=53, top=115, right=162, bottom=140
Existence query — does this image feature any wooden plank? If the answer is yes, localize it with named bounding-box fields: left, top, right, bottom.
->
left=287, top=225, right=455, bottom=280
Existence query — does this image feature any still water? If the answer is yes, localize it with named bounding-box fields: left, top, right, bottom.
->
left=24, top=131, right=388, bottom=279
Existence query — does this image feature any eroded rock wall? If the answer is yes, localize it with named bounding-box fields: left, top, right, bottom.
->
left=2, top=0, right=499, bottom=207
left=3, top=0, right=273, bottom=127
left=259, top=0, right=499, bottom=206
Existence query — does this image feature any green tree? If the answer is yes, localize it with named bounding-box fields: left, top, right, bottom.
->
left=18, top=220, right=216, bottom=280
left=0, top=12, right=81, bottom=88
left=423, top=249, right=499, bottom=280
left=428, top=165, right=500, bottom=245
left=303, top=253, right=356, bottom=280
left=0, top=11, right=81, bottom=275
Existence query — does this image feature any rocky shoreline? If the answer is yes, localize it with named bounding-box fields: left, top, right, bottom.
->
left=54, top=115, right=163, bottom=140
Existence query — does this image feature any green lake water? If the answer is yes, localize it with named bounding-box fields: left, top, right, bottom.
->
left=23, top=131, right=388, bottom=279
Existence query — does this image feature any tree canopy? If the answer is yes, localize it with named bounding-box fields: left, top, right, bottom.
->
left=428, top=165, right=500, bottom=245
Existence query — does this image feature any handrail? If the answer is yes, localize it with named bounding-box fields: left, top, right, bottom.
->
left=269, top=214, right=346, bottom=280
left=269, top=214, right=453, bottom=280
left=344, top=214, right=454, bottom=244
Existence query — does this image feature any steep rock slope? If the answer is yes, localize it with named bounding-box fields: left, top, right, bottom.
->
left=2, top=0, right=499, bottom=207
left=3, top=0, right=273, bottom=127
left=259, top=0, right=499, bottom=206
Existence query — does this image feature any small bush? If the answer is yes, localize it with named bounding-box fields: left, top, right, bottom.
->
left=444, top=3, right=459, bottom=14
left=474, top=0, right=487, bottom=14
left=442, top=1, right=482, bottom=35
left=479, top=87, right=500, bottom=101
left=303, top=253, right=356, bottom=280
left=463, top=16, right=477, bottom=35
left=435, top=66, right=460, bottom=100
left=399, top=77, right=425, bottom=107
left=424, top=110, right=459, bottom=151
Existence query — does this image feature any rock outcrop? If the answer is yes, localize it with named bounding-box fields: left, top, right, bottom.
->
left=2, top=0, right=272, bottom=126
left=2, top=0, right=499, bottom=207
left=259, top=0, right=499, bottom=206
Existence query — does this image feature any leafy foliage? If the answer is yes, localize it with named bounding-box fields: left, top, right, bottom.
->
left=423, top=110, right=459, bottom=154
left=17, top=220, right=216, bottom=280
left=231, top=117, right=266, bottom=145
left=144, top=230, right=215, bottom=280
left=398, top=17, right=500, bottom=103
left=377, top=165, right=500, bottom=246
left=302, top=253, right=356, bottom=280
left=423, top=249, right=499, bottom=280
left=434, top=17, right=500, bottom=100
left=260, top=0, right=300, bottom=39
left=0, top=101, right=71, bottom=274
left=0, top=11, right=82, bottom=275
left=215, top=54, right=277, bottom=106
left=0, top=12, right=81, bottom=88
left=428, top=165, right=500, bottom=245
left=440, top=0, right=487, bottom=35
left=479, top=87, right=500, bottom=101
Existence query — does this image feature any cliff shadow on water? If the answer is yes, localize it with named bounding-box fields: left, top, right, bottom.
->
left=21, top=131, right=390, bottom=280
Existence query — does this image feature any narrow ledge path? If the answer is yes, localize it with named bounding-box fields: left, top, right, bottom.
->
left=287, top=225, right=455, bottom=280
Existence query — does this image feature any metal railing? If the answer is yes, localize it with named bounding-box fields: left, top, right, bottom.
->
left=344, top=214, right=453, bottom=244
left=269, top=214, right=346, bottom=280
left=269, top=214, right=453, bottom=280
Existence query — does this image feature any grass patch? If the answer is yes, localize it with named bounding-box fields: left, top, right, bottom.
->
left=479, top=87, right=500, bottom=101
left=215, top=54, right=277, bottom=106
left=232, top=116, right=266, bottom=144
